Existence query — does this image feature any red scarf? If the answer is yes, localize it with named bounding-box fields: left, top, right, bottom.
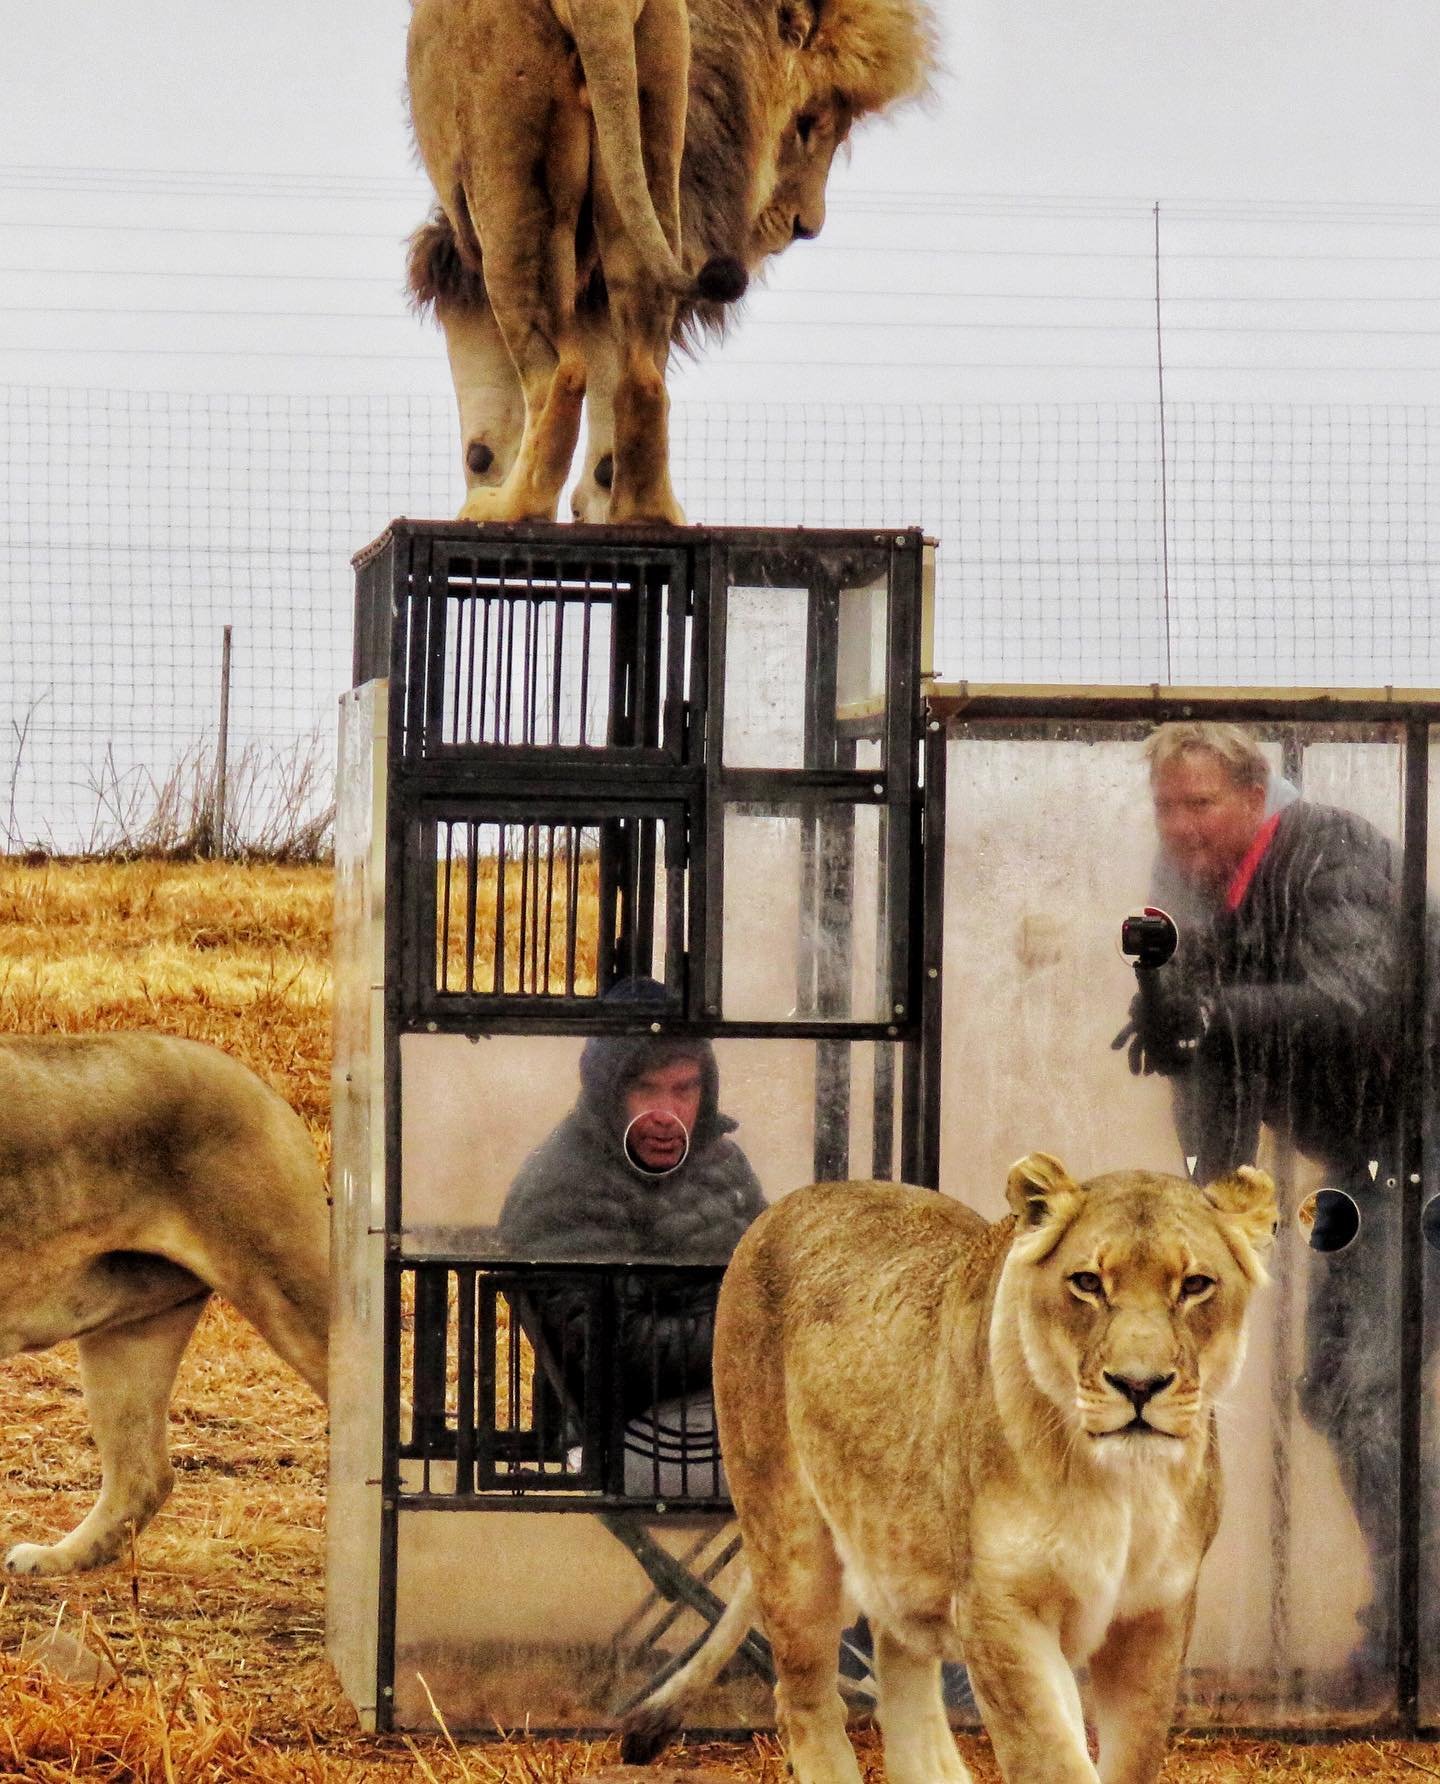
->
left=1225, top=812, right=1282, bottom=912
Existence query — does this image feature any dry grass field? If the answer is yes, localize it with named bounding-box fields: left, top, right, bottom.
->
left=0, top=858, right=1436, bottom=1781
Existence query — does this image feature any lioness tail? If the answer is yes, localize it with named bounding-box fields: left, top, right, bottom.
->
left=618, top=1569, right=757, bottom=1763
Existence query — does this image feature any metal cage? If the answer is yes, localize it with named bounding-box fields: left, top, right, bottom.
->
left=335, top=527, right=1440, bottom=1739
left=333, top=520, right=939, bottom=1734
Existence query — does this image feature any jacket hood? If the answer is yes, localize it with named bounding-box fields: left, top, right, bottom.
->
left=577, top=1028, right=731, bottom=1152
left=577, top=976, right=733, bottom=1155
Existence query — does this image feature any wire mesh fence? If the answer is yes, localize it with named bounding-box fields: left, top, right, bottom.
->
left=2, top=388, right=1437, bottom=852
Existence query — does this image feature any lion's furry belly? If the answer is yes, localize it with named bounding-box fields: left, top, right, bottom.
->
left=0, top=1249, right=208, bottom=1357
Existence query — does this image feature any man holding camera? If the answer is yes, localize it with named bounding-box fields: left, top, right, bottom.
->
left=1116, top=719, right=1423, bottom=1682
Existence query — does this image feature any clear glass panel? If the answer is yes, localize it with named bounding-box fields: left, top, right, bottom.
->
left=399, top=1033, right=904, bottom=1255
left=429, top=812, right=678, bottom=1003
left=723, top=583, right=809, bottom=768
left=722, top=804, right=891, bottom=1023
left=941, top=719, right=1407, bottom=1726
left=392, top=1510, right=769, bottom=1732
left=722, top=570, right=888, bottom=770
left=327, top=685, right=388, bottom=1723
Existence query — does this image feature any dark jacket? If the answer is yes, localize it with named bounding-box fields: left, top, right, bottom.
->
left=498, top=1029, right=765, bottom=1417
left=1159, top=800, right=1403, bottom=1183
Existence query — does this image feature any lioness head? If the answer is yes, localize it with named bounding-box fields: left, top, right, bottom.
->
left=1000, top=1153, right=1277, bottom=1457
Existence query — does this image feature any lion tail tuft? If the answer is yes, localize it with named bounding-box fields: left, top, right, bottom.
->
left=618, top=1703, right=685, bottom=1765
left=615, top=1568, right=758, bottom=1764
left=406, top=208, right=488, bottom=316
left=693, top=256, right=748, bottom=304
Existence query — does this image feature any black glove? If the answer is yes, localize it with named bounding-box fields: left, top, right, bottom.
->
left=1111, top=974, right=1211, bottom=1077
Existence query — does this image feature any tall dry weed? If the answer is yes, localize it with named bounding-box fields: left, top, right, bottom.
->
left=59, top=729, right=335, bottom=864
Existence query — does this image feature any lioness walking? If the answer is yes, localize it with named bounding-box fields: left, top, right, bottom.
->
left=622, top=1155, right=1277, bottom=1784
left=0, top=1033, right=328, bottom=1576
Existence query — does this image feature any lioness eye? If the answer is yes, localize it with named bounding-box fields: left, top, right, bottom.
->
left=1068, top=1271, right=1104, bottom=1298
left=1180, top=1274, right=1215, bottom=1299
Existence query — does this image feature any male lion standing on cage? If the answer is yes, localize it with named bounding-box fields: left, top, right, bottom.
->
left=622, top=1156, right=1277, bottom=1784
left=406, top=0, right=937, bottom=524
left=407, top=0, right=753, bottom=527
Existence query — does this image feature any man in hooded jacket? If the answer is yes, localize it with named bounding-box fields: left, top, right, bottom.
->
left=499, top=989, right=765, bottom=1476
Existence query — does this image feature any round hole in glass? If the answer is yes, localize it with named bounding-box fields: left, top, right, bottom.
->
left=1297, top=1186, right=1362, bottom=1254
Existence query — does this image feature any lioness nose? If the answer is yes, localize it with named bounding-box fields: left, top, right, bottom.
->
left=792, top=215, right=820, bottom=241
left=1104, top=1371, right=1175, bottom=1412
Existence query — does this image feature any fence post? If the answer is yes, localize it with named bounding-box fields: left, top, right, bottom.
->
left=213, top=624, right=232, bottom=858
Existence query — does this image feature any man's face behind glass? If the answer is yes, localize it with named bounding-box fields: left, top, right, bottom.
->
left=1152, top=750, right=1267, bottom=896
left=623, top=1056, right=703, bottom=1172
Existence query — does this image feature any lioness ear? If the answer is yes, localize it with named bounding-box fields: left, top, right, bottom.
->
left=1202, top=1165, right=1279, bottom=1280
left=1006, top=1152, right=1085, bottom=1232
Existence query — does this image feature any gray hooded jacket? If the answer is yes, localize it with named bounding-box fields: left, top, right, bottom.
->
left=498, top=1028, right=765, bottom=1415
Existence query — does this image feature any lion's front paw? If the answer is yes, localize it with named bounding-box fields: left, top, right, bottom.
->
left=6, top=1539, right=73, bottom=1576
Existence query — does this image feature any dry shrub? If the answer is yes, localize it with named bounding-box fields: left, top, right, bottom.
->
left=0, top=861, right=1437, bottom=1779
left=72, top=729, right=335, bottom=864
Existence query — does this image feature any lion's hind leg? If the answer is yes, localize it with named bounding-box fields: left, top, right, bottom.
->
left=439, top=296, right=524, bottom=509
left=589, top=0, right=689, bottom=526
left=872, top=1626, right=974, bottom=1784
left=454, top=80, right=591, bottom=525
left=570, top=315, right=619, bottom=523
left=6, top=1294, right=209, bottom=1576
left=738, top=1503, right=860, bottom=1784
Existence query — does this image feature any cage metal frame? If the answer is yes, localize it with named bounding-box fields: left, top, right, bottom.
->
left=348, top=523, right=1440, bottom=1738
left=351, top=520, right=940, bottom=1732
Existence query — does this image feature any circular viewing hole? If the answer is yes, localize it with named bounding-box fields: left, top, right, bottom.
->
left=1297, top=1187, right=1361, bottom=1254
left=1422, top=1196, right=1440, bottom=1254
left=623, top=1109, right=690, bottom=1177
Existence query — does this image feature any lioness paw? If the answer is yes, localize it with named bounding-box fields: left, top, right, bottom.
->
left=5, top=1539, right=73, bottom=1576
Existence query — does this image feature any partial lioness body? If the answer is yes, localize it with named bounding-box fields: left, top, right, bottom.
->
left=621, top=1155, right=1277, bottom=1784
left=0, top=1034, right=328, bottom=1576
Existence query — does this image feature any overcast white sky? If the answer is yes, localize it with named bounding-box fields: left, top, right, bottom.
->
left=3, top=0, right=1439, bottom=407
left=3, top=2, right=1439, bottom=846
